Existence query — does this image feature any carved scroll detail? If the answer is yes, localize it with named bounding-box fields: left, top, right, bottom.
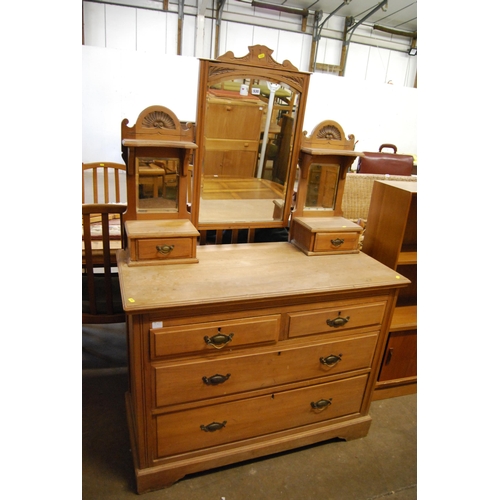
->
left=217, top=45, right=299, bottom=72
left=142, top=110, right=176, bottom=130
left=317, top=125, right=341, bottom=141
left=301, top=120, right=355, bottom=151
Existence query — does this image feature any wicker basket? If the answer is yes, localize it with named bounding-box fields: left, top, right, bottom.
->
left=342, top=173, right=417, bottom=221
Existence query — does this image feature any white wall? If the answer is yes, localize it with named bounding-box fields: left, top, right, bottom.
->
left=82, top=45, right=417, bottom=163
left=304, top=74, right=417, bottom=157
left=82, top=46, right=199, bottom=163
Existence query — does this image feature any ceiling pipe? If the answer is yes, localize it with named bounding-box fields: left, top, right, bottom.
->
left=373, top=24, right=416, bottom=38
left=251, top=1, right=308, bottom=17
left=251, top=1, right=309, bottom=31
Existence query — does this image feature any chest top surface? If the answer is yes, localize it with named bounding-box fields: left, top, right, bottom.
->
left=117, top=242, right=409, bottom=314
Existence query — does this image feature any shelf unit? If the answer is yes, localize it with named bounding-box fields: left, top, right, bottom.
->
left=361, top=180, right=417, bottom=400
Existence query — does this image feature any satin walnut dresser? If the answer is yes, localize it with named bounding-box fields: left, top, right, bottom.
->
left=117, top=241, right=409, bottom=493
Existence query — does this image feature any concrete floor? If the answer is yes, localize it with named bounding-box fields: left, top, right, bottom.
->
left=82, top=324, right=417, bottom=499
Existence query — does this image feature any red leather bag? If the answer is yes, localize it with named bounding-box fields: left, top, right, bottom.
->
left=357, top=144, right=414, bottom=176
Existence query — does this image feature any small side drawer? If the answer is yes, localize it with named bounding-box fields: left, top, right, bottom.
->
left=288, top=301, right=386, bottom=338
left=154, top=332, right=377, bottom=407
left=314, top=232, right=360, bottom=253
left=291, top=217, right=361, bottom=256
left=156, top=374, right=368, bottom=458
left=151, top=315, right=281, bottom=358
left=136, top=237, right=195, bottom=261
left=125, top=219, right=199, bottom=265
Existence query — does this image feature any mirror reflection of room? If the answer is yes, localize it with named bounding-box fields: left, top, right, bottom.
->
left=136, top=157, right=179, bottom=213
left=199, top=77, right=299, bottom=224
left=305, top=164, right=340, bottom=209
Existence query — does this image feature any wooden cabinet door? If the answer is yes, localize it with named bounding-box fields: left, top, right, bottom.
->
left=206, top=102, right=263, bottom=139
left=221, top=150, right=257, bottom=177
left=378, top=330, right=417, bottom=381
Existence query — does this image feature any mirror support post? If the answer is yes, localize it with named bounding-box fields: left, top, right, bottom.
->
left=257, top=82, right=280, bottom=179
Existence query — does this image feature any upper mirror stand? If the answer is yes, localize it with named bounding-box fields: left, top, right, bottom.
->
left=121, top=105, right=200, bottom=265
left=290, top=120, right=364, bottom=255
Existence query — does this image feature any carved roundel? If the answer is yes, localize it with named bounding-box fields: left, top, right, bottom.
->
left=142, top=111, right=176, bottom=130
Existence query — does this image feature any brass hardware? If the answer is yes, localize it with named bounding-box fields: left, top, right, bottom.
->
left=200, top=421, right=227, bottom=432
left=330, top=238, right=344, bottom=247
left=310, top=398, right=332, bottom=410
left=156, top=244, right=175, bottom=255
left=386, top=347, right=394, bottom=363
left=319, top=353, right=343, bottom=367
left=202, top=373, right=231, bottom=386
left=326, top=315, right=350, bottom=328
left=204, top=332, right=234, bottom=349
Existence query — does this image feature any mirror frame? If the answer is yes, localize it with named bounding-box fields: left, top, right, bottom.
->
left=121, top=105, right=197, bottom=221
left=191, top=45, right=311, bottom=231
left=294, top=120, right=361, bottom=219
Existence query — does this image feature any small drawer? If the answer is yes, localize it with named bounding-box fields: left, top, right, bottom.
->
left=125, top=219, right=199, bottom=265
left=156, top=374, right=368, bottom=458
left=154, top=332, right=377, bottom=407
left=314, top=232, right=360, bottom=253
left=288, top=301, right=386, bottom=338
left=136, top=237, right=194, bottom=260
left=151, top=315, right=281, bottom=358
left=291, top=217, right=362, bottom=256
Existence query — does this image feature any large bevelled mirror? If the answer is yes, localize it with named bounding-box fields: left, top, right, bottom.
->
left=191, top=45, right=311, bottom=230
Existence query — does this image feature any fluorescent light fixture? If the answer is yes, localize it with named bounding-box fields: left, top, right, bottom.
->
left=408, top=47, right=417, bottom=56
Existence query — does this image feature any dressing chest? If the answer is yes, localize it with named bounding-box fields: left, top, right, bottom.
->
left=117, top=243, right=408, bottom=493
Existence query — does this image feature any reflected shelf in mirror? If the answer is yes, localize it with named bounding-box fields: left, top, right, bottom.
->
left=199, top=176, right=286, bottom=223
left=136, top=157, right=180, bottom=213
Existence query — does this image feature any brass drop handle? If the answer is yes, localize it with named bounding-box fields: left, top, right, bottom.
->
left=200, top=421, right=227, bottom=432
left=156, top=244, right=175, bottom=255
left=326, top=315, right=350, bottom=328
left=330, top=238, right=344, bottom=247
left=310, top=398, right=332, bottom=411
left=319, top=353, right=343, bottom=367
left=202, top=373, right=231, bottom=386
left=204, top=331, right=234, bottom=349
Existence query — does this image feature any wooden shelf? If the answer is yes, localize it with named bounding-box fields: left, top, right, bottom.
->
left=390, top=305, right=417, bottom=331
left=397, top=251, right=417, bottom=266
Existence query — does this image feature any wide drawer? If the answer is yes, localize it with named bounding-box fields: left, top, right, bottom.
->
left=151, top=315, right=281, bottom=358
left=288, top=300, right=386, bottom=338
left=314, top=232, right=360, bottom=253
left=156, top=374, right=368, bottom=458
left=154, top=332, right=378, bottom=407
left=136, top=237, right=195, bottom=261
